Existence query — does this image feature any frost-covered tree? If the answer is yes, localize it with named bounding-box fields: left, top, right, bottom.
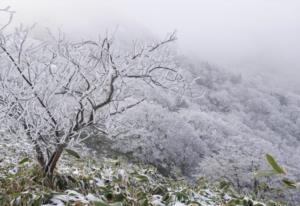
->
left=0, top=8, right=181, bottom=179
left=110, top=101, right=205, bottom=176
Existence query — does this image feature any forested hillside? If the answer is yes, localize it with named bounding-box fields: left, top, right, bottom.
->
left=1, top=5, right=300, bottom=205
left=99, top=58, right=300, bottom=203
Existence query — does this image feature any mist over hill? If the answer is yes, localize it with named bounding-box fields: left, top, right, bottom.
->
left=1, top=1, right=300, bottom=205
left=7, top=0, right=300, bottom=90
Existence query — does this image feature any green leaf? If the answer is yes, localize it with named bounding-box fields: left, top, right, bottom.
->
left=254, top=170, right=278, bottom=178
left=65, top=148, right=81, bottom=159
left=110, top=202, right=123, bottom=206
left=94, top=202, right=109, bottom=206
left=136, top=174, right=149, bottom=182
left=113, top=193, right=125, bottom=202
left=176, top=191, right=189, bottom=202
left=152, top=185, right=167, bottom=195
left=18, top=157, right=30, bottom=165
left=266, top=201, right=278, bottom=206
left=138, top=198, right=149, bottom=206
left=187, top=201, right=201, bottom=205
left=265, top=154, right=286, bottom=174
left=226, top=199, right=243, bottom=206
left=282, top=178, right=297, bottom=188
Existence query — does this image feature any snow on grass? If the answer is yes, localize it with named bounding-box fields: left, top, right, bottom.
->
left=0, top=131, right=282, bottom=206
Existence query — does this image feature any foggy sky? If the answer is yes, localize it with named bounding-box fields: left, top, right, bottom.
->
left=2, top=0, right=300, bottom=85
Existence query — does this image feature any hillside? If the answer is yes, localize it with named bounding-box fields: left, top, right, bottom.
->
left=87, top=59, right=300, bottom=203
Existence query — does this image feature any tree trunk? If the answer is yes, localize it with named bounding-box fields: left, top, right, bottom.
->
left=43, top=144, right=66, bottom=178
left=34, top=142, right=46, bottom=168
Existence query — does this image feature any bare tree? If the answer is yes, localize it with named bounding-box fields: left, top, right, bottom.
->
left=0, top=10, right=181, bottom=180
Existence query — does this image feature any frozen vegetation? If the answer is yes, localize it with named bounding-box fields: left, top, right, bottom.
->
left=0, top=133, right=283, bottom=205
left=0, top=6, right=300, bottom=206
